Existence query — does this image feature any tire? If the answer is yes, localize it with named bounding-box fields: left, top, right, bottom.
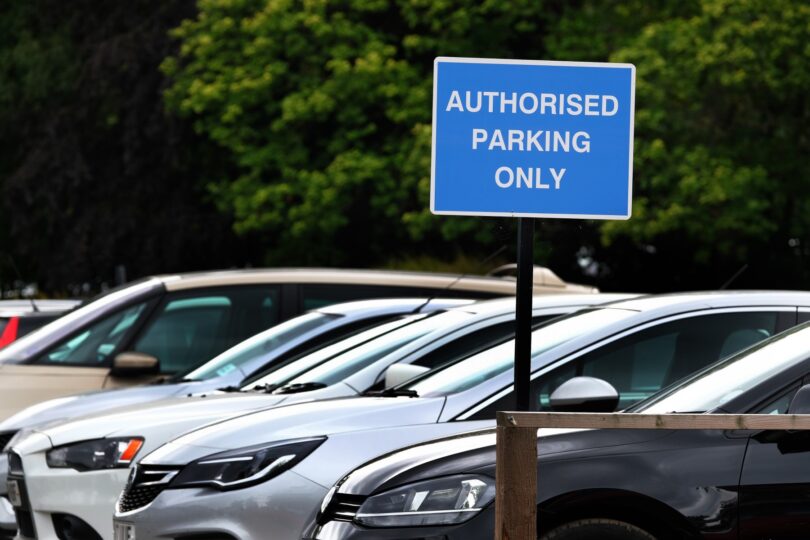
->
left=540, top=518, right=656, bottom=540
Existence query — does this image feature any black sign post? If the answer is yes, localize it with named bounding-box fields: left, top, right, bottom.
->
left=514, top=218, right=534, bottom=411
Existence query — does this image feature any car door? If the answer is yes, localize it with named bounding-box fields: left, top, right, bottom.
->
left=461, top=308, right=792, bottom=419
left=738, top=382, right=810, bottom=538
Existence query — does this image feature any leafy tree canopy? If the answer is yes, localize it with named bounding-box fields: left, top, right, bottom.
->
left=164, top=0, right=810, bottom=289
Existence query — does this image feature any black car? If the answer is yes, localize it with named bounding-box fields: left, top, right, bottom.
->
left=310, top=322, right=810, bottom=540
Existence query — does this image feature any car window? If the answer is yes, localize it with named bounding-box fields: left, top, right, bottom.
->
left=132, top=287, right=280, bottom=374
left=17, top=315, right=60, bottom=338
left=636, top=324, right=810, bottom=414
left=0, top=279, right=160, bottom=364
left=285, top=311, right=470, bottom=387
left=411, top=315, right=556, bottom=371
left=242, top=315, right=426, bottom=390
left=133, top=297, right=232, bottom=374
left=467, top=311, right=782, bottom=420
left=754, top=386, right=800, bottom=415
left=183, top=312, right=339, bottom=381
left=36, top=302, right=149, bottom=366
left=407, top=308, right=637, bottom=398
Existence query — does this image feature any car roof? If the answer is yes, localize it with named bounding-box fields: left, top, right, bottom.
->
left=0, top=299, right=80, bottom=317
left=451, top=293, right=637, bottom=316
left=151, top=268, right=598, bottom=295
left=315, top=298, right=473, bottom=316
left=607, top=290, right=810, bottom=312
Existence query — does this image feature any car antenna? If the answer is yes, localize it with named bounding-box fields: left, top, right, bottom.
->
left=411, top=244, right=508, bottom=314
left=719, top=263, right=748, bottom=290
left=2, top=254, right=38, bottom=311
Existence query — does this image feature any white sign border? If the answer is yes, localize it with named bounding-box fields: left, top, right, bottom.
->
left=430, top=56, right=636, bottom=220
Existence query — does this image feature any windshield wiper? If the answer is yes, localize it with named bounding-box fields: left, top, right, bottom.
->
left=364, top=388, right=419, bottom=398
left=217, top=385, right=243, bottom=393
left=273, top=382, right=328, bottom=394
left=247, top=383, right=282, bottom=394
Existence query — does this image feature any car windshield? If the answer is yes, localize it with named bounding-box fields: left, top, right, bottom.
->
left=281, top=310, right=474, bottom=387
left=406, top=308, right=637, bottom=397
left=0, top=278, right=158, bottom=364
left=634, top=323, right=810, bottom=414
left=181, top=312, right=340, bottom=381
left=241, top=313, right=431, bottom=390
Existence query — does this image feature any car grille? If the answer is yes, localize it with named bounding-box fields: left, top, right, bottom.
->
left=0, top=431, right=17, bottom=452
left=319, top=493, right=365, bottom=524
left=117, top=465, right=180, bottom=513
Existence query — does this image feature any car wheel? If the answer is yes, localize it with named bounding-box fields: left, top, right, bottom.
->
left=540, top=518, right=656, bottom=540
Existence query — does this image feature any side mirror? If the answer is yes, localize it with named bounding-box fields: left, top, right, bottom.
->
left=384, top=364, right=430, bottom=388
left=549, top=376, right=619, bottom=413
left=111, top=352, right=160, bottom=377
left=788, top=384, right=810, bottom=415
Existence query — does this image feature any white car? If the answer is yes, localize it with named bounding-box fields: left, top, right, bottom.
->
left=4, top=294, right=617, bottom=540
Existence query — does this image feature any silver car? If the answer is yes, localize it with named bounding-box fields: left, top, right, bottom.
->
left=113, top=291, right=810, bottom=540
left=4, top=294, right=610, bottom=540
left=0, top=297, right=467, bottom=537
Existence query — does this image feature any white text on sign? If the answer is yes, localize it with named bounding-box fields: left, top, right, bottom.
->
left=446, top=90, right=617, bottom=190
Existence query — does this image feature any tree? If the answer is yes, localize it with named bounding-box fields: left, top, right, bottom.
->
left=0, top=0, right=255, bottom=293
left=598, top=0, right=810, bottom=289
left=162, top=0, right=578, bottom=268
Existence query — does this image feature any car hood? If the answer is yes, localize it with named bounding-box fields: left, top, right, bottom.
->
left=142, top=396, right=448, bottom=465
left=0, top=381, right=213, bottom=433
left=337, top=427, right=675, bottom=496
left=30, top=392, right=293, bottom=450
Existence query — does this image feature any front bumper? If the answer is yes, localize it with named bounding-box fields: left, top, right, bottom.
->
left=9, top=450, right=129, bottom=540
left=114, top=470, right=329, bottom=540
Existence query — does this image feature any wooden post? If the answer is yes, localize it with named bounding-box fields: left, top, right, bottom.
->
left=495, top=414, right=537, bottom=540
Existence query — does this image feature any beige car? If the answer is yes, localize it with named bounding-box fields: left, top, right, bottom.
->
left=0, top=267, right=593, bottom=420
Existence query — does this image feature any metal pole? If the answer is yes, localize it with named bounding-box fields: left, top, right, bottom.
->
left=514, top=218, right=534, bottom=412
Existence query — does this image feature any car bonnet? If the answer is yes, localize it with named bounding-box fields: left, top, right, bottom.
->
left=0, top=381, right=210, bottom=433
left=32, top=392, right=291, bottom=450
left=141, top=396, right=447, bottom=465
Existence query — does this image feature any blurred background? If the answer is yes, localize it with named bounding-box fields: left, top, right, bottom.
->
left=0, top=0, right=807, bottom=297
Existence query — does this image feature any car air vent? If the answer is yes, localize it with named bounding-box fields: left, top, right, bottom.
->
left=319, top=493, right=365, bottom=524
left=0, top=431, right=17, bottom=451
left=117, top=465, right=180, bottom=513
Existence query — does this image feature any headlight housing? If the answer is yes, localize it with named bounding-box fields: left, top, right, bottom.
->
left=46, top=438, right=144, bottom=471
left=169, top=436, right=325, bottom=491
left=355, top=474, right=495, bottom=527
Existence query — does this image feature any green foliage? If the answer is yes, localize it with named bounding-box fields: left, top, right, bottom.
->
left=162, top=0, right=564, bottom=265
left=603, top=0, right=810, bottom=270
left=3, top=0, right=807, bottom=291
left=163, top=0, right=810, bottom=288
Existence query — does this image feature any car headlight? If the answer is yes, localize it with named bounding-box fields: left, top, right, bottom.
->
left=355, top=474, right=495, bottom=527
left=46, top=438, right=144, bottom=471
left=169, top=436, right=325, bottom=491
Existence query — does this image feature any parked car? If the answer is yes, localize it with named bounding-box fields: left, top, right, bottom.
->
left=0, top=297, right=470, bottom=440
left=2, top=294, right=618, bottom=540
left=98, top=291, right=810, bottom=540
left=308, top=321, right=810, bottom=540
left=0, top=267, right=572, bottom=420
left=0, top=300, right=79, bottom=349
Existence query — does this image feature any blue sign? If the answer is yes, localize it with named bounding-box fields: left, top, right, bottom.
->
left=431, top=57, right=635, bottom=219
